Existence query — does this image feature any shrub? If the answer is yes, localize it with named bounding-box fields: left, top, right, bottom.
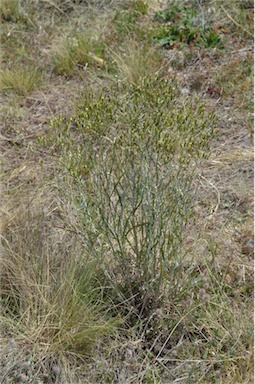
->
left=51, top=77, right=216, bottom=321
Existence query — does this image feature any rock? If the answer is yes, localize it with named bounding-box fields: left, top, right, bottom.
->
left=52, top=364, right=61, bottom=375
left=241, top=240, right=254, bottom=256
left=16, top=374, right=28, bottom=382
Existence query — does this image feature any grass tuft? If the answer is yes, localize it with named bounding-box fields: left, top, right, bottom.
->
left=109, top=40, right=163, bottom=84
left=0, top=67, right=42, bottom=95
left=0, top=188, right=118, bottom=380
left=0, top=0, right=21, bottom=22
left=52, top=32, right=106, bottom=76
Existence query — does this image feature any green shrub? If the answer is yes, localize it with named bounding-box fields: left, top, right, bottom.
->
left=51, top=77, right=216, bottom=320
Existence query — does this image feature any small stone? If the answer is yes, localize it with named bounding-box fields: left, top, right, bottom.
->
left=16, top=373, right=28, bottom=382
left=154, top=308, right=163, bottom=318
left=52, top=364, right=61, bottom=375
left=21, top=362, right=30, bottom=371
left=126, top=349, right=133, bottom=358
left=184, top=299, right=193, bottom=308
left=171, top=349, right=178, bottom=357
left=7, top=339, right=17, bottom=352
left=201, top=289, right=211, bottom=301
left=242, top=240, right=254, bottom=256
left=9, top=339, right=17, bottom=346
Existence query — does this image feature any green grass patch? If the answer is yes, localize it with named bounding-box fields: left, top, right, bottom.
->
left=0, top=9, right=37, bottom=65
left=215, top=0, right=253, bottom=40
left=107, top=0, right=149, bottom=46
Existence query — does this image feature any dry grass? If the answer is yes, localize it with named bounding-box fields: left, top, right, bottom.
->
left=109, top=39, right=163, bottom=84
left=51, top=27, right=106, bottom=76
left=0, top=179, right=118, bottom=382
left=0, top=68, right=43, bottom=95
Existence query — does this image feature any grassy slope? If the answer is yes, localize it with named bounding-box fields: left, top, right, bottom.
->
left=0, top=0, right=253, bottom=383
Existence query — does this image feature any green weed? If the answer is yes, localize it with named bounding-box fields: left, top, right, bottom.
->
left=153, top=4, right=223, bottom=49
left=1, top=0, right=252, bottom=382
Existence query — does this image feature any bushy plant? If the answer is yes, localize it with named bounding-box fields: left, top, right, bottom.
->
left=51, top=77, right=216, bottom=320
